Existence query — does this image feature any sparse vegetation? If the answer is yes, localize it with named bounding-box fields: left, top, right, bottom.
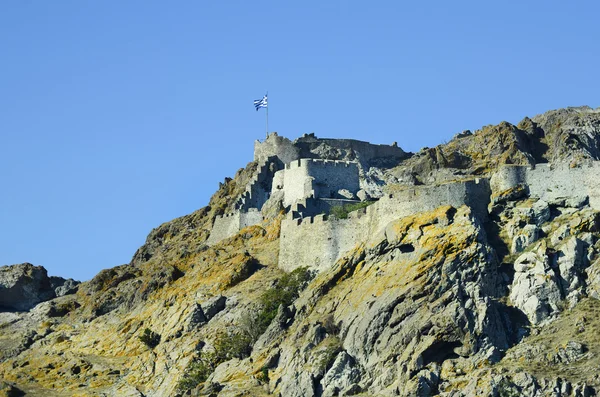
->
left=256, top=366, right=270, bottom=384
left=176, top=267, right=314, bottom=392
left=176, top=331, right=254, bottom=392
left=330, top=201, right=375, bottom=219
left=256, top=267, right=314, bottom=333
left=177, top=351, right=218, bottom=392
left=316, top=336, right=342, bottom=373
left=138, top=328, right=161, bottom=349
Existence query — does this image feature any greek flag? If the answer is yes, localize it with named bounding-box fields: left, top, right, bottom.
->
left=254, top=94, right=268, bottom=111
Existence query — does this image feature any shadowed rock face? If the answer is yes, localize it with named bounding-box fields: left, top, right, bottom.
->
left=0, top=263, right=79, bottom=311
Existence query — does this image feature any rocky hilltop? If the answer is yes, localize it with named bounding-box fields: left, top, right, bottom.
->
left=1, top=106, right=600, bottom=397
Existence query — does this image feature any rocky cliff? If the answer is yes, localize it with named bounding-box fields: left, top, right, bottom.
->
left=1, top=106, right=600, bottom=397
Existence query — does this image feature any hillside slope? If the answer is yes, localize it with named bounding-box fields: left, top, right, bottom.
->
left=1, top=106, right=600, bottom=397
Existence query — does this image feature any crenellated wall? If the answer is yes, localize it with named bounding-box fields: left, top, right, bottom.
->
left=254, top=132, right=409, bottom=168
left=279, top=178, right=491, bottom=272
left=206, top=209, right=263, bottom=246
left=235, top=156, right=283, bottom=211
left=490, top=163, right=600, bottom=210
left=273, top=159, right=360, bottom=207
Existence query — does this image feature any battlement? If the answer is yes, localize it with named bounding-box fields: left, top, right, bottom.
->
left=254, top=132, right=409, bottom=169
left=291, top=213, right=328, bottom=226
left=279, top=178, right=491, bottom=272
left=274, top=158, right=361, bottom=206
left=284, top=158, right=358, bottom=170
left=207, top=209, right=264, bottom=246
left=491, top=163, right=600, bottom=210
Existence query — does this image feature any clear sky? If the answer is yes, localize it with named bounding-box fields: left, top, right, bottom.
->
left=1, top=1, right=599, bottom=281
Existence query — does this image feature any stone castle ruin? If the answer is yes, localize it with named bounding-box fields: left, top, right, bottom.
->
left=208, top=132, right=600, bottom=273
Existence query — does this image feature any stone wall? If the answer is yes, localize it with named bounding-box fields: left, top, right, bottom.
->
left=206, top=209, right=263, bottom=246
left=294, top=135, right=408, bottom=167
left=235, top=157, right=283, bottom=211
left=254, top=134, right=299, bottom=165
left=254, top=132, right=408, bottom=168
left=279, top=178, right=491, bottom=272
left=279, top=212, right=369, bottom=273
left=273, top=159, right=360, bottom=207
left=491, top=163, right=600, bottom=210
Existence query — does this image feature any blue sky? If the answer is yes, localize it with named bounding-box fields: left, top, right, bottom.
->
left=1, top=1, right=599, bottom=281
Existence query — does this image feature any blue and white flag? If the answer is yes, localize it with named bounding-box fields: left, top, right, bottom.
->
left=254, top=94, right=268, bottom=111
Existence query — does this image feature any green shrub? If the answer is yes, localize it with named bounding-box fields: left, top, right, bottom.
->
left=138, top=328, right=161, bottom=349
left=177, top=331, right=255, bottom=393
left=330, top=201, right=375, bottom=219
left=256, top=366, right=270, bottom=384
left=256, top=267, right=314, bottom=332
left=316, top=337, right=342, bottom=373
left=213, top=331, right=253, bottom=361
left=176, top=351, right=218, bottom=392
left=177, top=268, right=314, bottom=393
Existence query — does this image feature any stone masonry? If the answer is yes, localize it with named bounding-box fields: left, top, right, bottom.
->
left=279, top=178, right=491, bottom=272
left=209, top=133, right=600, bottom=275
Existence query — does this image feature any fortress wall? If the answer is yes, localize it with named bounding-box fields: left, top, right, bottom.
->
left=373, top=179, right=490, bottom=229
left=255, top=133, right=408, bottom=168
left=272, top=170, right=284, bottom=190
left=206, top=210, right=264, bottom=246
left=274, top=159, right=361, bottom=207
left=491, top=163, right=600, bottom=210
left=306, top=160, right=360, bottom=199
left=240, top=209, right=263, bottom=229
left=317, top=138, right=407, bottom=164
left=281, top=160, right=314, bottom=207
left=279, top=214, right=369, bottom=272
left=489, top=166, right=529, bottom=193
left=294, top=136, right=408, bottom=166
left=206, top=212, right=242, bottom=246
left=254, top=134, right=299, bottom=165
left=279, top=179, right=491, bottom=272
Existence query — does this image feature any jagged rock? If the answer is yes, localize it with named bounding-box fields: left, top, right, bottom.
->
left=510, top=245, right=562, bottom=324
left=556, top=237, right=587, bottom=295
left=321, top=351, right=361, bottom=397
left=4, top=107, right=600, bottom=396
left=202, top=295, right=227, bottom=320
left=337, top=189, right=356, bottom=200
left=49, top=277, right=80, bottom=297
left=356, top=189, right=370, bottom=202
left=0, top=263, right=76, bottom=312
left=511, top=224, right=540, bottom=254
left=566, top=195, right=589, bottom=209
left=552, top=341, right=586, bottom=364
left=261, top=189, right=285, bottom=219
left=492, top=184, right=529, bottom=205
left=254, top=305, right=295, bottom=352
left=187, top=303, right=208, bottom=330
left=532, top=200, right=551, bottom=225
left=551, top=224, right=571, bottom=246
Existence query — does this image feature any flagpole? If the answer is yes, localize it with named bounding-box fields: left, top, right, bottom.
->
left=266, top=91, right=269, bottom=139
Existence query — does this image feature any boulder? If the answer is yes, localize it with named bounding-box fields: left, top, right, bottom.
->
left=202, top=295, right=227, bottom=320
left=511, top=224, right=540, bottom=254
left=510, top=247, right=562, bottom=324
left=337, top=189, right=356, bottom=200
left=321, top=351, right=362, bottom=397
left=356, top=189, right=370, bottom=202
left=0, top=263, right=77, bottom=312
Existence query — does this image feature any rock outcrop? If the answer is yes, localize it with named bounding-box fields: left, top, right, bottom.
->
left=2, top=106, right=600, bottom=396
left=0, top=263, right=79, bottom=311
